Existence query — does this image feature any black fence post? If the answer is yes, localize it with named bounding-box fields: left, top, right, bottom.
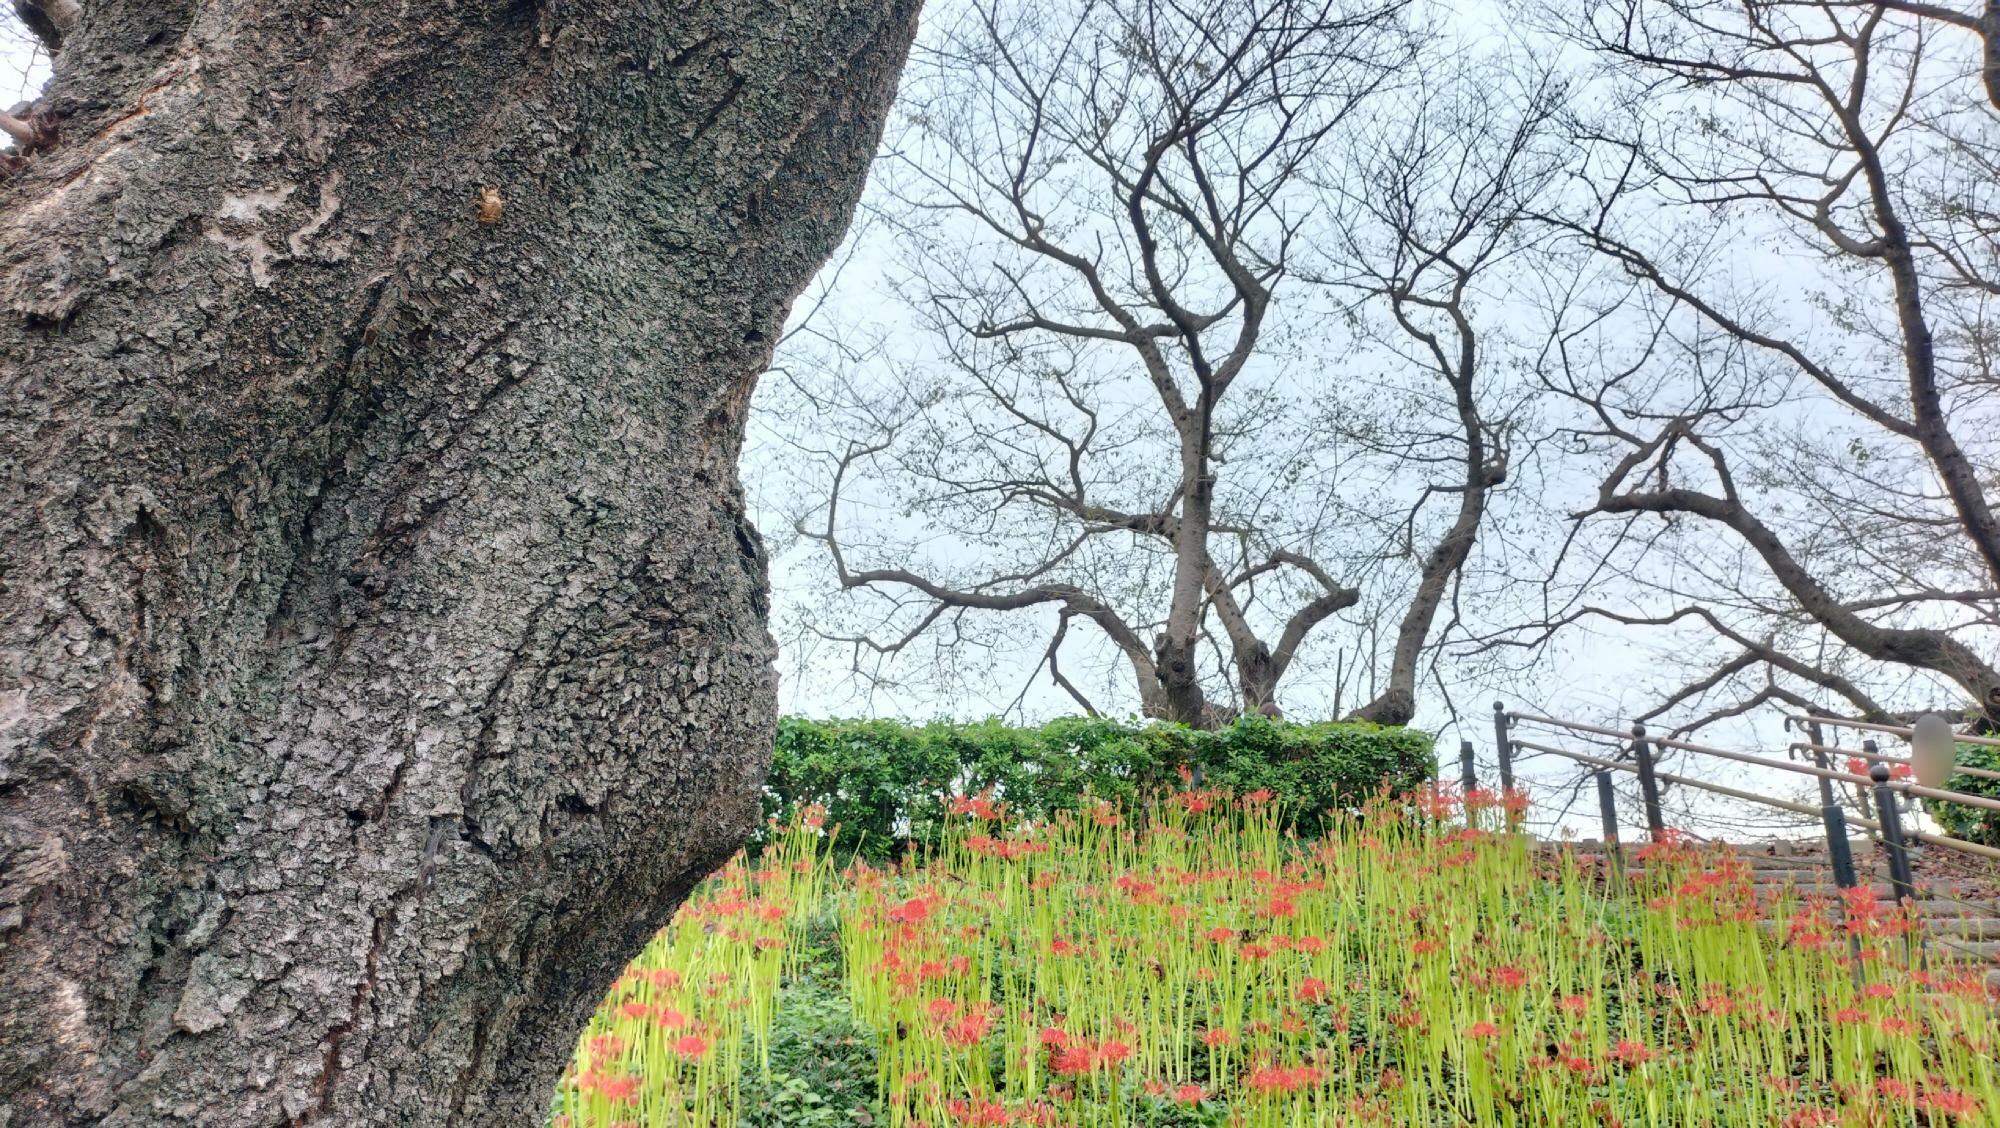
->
left=1869, top=763, right=1917, bottom=909
left=1630, top=723, right=1666, bottom=842
left=1822, top=799, right=1864, bottom=981
left=1459, top=739, right=1478, bottom=797
left=1822, top=801, right=1858, bottom=892
left=1869, top=762, right=1922, bottom=968
left=1806, top=716, right=1837, bottom=810
left=1594, top=768, right=1622, bottom=889
left=1492, top=701, right=1514, bottom=794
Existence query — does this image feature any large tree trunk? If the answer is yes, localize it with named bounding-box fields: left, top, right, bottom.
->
left=0, top=2, right=917, bottom=1124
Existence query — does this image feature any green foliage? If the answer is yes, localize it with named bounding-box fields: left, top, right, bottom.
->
left=762, top=714, right=1435, bottom=860
left=738, top=983, right=881, bottom=1128
left=1929, top=741, right=2000, bottom=847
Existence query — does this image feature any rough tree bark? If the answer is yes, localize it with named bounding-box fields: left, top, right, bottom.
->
left=0, top=1, right=917, bottom=1124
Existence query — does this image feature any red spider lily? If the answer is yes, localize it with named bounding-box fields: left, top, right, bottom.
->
left=671, top=1034, right=710, bottom=1060
left=586, top=1033, right=626, bottom=1061
left=1611, top=1040, right=1655, bottom=1066
left=1466, top=1022, right=1500, bottom=1039
left=1203, top=1027, right=1233, bottom=1047
left=945, top=1010, right=993, bottom=1048
left=946, top=1097, right=1010, bottom=1126
left=1696, top=987, right=1734, bottom=1016
left=1173, top=1083, right=1205, bottom=1104
left=582, top=1071, right=641, bottom=1103
left=949, top=792, right=1002, bottom=820
left=1049, top=1045, right=1095, bottom=1076
left=1920, top=1089, right=1981, bottom=1120
left=1297, top=977, right=1330, bottom=1003
left=1415, top=784, right=1461, bottom=821
left=1245, top=1065, right=1324, bottom=1094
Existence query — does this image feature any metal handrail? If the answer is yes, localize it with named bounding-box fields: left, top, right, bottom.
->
left=1512, top=712, right=2000, bottom=812
left=1509, top=738, right=1869, bottom=826
left=1910, top=784, right=2000, bottom=813
left=1494, top=708, right=2000, bottom=935
left=1509, top=737, right=2000, bottom=863
left=1789, top=741, right=2000, bottom=783
left=1784, top=713, right=2000, bottom=750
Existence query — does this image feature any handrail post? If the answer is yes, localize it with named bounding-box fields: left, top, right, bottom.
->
left=1822, top=801, right=1858, bottom=893
left=1869, top=764, right=1916, bottom=904
left=1493, top=702, right=1520, bottom=833
left=1806, top=716, right=1836, bottom=810
left=1869, top=763, right=1920, bottom=967
left=1459, top=739, right=1478, bottom=798
left=1630, top=723, right=1666, bottom=842
left=1822, top=799, right=1864, bottom=982
left=1594, top=768, right=1622, bottom=890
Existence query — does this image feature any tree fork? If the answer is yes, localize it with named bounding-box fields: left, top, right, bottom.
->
left=0, top=1, right=918, bottom=1124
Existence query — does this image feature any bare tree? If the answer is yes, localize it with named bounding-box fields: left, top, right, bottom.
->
left=789, top=0, right=1413, bottom=725
left=1500, top=0, right=2000, bottom=733
left=1302, top=61, right=1573, bottom=723
left=763, top=0, right=1568, bottom=727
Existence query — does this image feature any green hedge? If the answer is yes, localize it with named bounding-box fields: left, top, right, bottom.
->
left=1930, top=741, right=2000, bottom=848
left=759, top=714, right=1435, bottom=860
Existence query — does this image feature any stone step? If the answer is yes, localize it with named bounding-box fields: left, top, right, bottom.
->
left=1912, top=899, right=2000, bottom=919
left=1541, top=839, right=2000, bottom=996
left=1933, top=937, right=2000, bottom=961
left=1752, top=918, right=2000, bottom=949
left=1605, top=869, right=1990, bottom=901
left=1928, top=917, right=2000, bottom=940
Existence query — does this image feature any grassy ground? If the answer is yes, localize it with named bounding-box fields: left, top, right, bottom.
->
left=551, top=790, right=1995, bottom=1126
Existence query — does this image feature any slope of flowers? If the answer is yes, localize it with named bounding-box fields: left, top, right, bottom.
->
left=552, top=791, right=1995, bottom=1127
